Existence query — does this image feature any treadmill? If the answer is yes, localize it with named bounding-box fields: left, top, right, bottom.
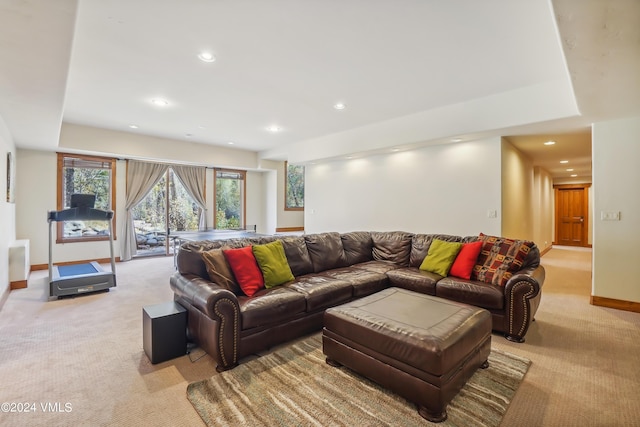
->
left=48, top=194, right=117, bottom=299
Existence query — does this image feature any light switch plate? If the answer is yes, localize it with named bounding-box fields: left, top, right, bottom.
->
left=601, top=211, right=620, bottom=221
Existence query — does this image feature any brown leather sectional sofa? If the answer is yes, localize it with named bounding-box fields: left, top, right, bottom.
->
left=170, top=231, right=545, bottom=372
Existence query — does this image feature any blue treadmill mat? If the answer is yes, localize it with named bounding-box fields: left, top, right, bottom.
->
left=57, top=263, right=99, bottom=277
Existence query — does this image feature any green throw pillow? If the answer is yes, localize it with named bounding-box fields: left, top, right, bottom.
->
left=419, top=239, right=463, bottom=277
left=252, top=241, right=295, bottom=288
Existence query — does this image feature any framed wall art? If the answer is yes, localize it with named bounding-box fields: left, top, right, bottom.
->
left=6, top=151, right=15, bottom=203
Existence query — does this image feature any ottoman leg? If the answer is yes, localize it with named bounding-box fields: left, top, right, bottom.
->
left=481, top=360, right=489, bottom=369
left=326, top=357, right=342, bottom=367
left=418, top=405, right=447, bottom=423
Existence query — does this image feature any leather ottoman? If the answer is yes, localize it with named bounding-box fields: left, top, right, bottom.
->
left=322, top=287, right=492, bottom=422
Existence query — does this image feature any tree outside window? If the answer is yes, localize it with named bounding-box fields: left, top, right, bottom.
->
left=215, top=169, right=245, bottom=229
left=56, top=153, right=116, bottom=242
left=285, top=161, right=304, bottom=210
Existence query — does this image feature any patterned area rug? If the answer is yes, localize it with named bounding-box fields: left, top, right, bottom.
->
left=187, top=334, right=531, bottom=427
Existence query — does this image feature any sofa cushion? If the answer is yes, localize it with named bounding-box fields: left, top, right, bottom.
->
left=436, top=277, right=504, bottom=310
left=287, top=276, right=352, bottom=311
left=371, top=231, right=413, bottom=266
left=419, top=239, right=462, bottom=277
left=238, top=287, right=307, bottom=330
left=386, top=267, right=440, bottom=295
left=472, top=234, right=536, bottom=286
left=352, top=260, right=402, bottom=274
left=201, top=248, right=242, bottom=295
left=280, top=236, right=314, bottom=277
left=449, top=240, right=483, bottom=280
left=223, top=246, right=264, bottom=297
left=304, top=232, right=348, bottom=273
left=321, top=267, right=389, bottom=297
left=341, top=231, right=373, bottom=265
left=252, top=241, right=295, bottom=288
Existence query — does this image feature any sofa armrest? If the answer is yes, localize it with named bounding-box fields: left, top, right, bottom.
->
left=503, top=265, right=545, bottom=342
left=170, top=272, right=241, bottom=370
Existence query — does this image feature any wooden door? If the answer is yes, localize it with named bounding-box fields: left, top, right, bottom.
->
left=554, top=184, right=590, bottom=247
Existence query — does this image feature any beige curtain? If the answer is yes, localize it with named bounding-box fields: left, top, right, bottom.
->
left=171, top=165, right=207, bottom=230
left=121, top=160, right=169, bottom=261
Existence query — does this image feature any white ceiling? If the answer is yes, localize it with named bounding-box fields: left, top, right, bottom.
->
left=1, top=0, right=639, bottom=179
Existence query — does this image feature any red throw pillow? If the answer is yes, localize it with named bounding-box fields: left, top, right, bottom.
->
left=449, top=241, right=483, bottom=279
left=223, top=246, right=264, bottom=296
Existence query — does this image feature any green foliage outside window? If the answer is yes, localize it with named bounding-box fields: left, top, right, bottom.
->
left=60, top=155, right=113, bottom=238
left=286, top=162, right=304, bottom=210
left=132, top=170, right=201, bottom=234
left=215, top=171, right=243, bottom=229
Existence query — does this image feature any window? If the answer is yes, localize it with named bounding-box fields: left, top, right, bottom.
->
left=215, top=169, right=245, bottom=229
left=57, top=153, right=116, bottom=242
left=285, top=161, right=304, bottom=210
left=132, top=168, right=203, bottom=256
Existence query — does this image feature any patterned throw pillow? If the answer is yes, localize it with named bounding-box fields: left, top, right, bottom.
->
left=471, top=234, right=535, bottom=286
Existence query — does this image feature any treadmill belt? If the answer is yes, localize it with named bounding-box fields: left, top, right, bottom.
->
left=57, top=263, right=99, bottom=277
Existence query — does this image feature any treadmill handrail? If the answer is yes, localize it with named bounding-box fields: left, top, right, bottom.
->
left=48, top=207, right=114, bottom=222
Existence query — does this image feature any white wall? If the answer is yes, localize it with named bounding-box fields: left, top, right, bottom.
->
left=0, top=116, right=16, bottom=295
left=262, top=169, right=278, bottom=234
left=304, top=138, right=503, bottom=236
left=245, top=170, right=265, bottom=232
left=533, top=166, right=554, bottom=252
left=501, top=138, right=534, bottom=241
left=592, top=116, right=640, bottom=303
left=60, top=123, right=259, bottom=170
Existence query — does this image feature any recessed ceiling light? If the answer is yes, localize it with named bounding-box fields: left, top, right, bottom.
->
left=129, top=124, right=138, bottom=129
left=267, top=125, right=281, bottom=132
left=544, top=141, right=556, bottom=145
left=566, top=168, right=574, bottom=172
left=560, top=160, right=569, bottom=164
left=198, top=52, right=216, bottom=63
left=227, top=141, right=234, bottom=145
left=451, top=138, right=463, bottom=143
left=333, top=103, right=346, bottom=110
left=571, top=174, right=578, bottom=177
left=392, top=148, right=400, bottom=152
left=151, top=98, right=169, bottom=107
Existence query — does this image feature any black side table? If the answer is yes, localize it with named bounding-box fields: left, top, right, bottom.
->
left=143, top=301, right=187, bottom=364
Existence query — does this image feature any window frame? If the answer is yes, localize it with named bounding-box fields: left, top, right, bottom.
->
left=56, top=153, right=116, bottom=243
left=213, top=168, right=246, bottom=230
left=284, top=161, right=304, bottom=211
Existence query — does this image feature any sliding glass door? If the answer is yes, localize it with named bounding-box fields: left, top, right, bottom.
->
left=132, top=168, right=202, bottom=256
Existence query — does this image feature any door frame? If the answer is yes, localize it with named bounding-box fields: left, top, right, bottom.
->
left=553, top=183, right=591, bottom=247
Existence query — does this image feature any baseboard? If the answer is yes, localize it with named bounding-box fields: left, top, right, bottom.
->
left=31, top=257, right=121, bottom=271
left=275, top=227, right=305, bottom=232
left=591, top=295, right=640, bottom=313
left=539, top=245, right=553, bottom=256
left=10, top=279, right=28, bottom=290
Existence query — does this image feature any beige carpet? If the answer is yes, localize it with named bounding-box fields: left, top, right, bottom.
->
left=0, top=246, right=639, bottom=426
left=187, top=334, right=530, bottom=427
